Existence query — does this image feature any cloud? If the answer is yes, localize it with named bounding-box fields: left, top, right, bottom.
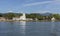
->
left=53, top=0, right=60, bottom=3
left=25, top=0, right=34, bottom=2
left=52, top=0, right=60, bottom=4
left=8, top=11, right=13, bottom=12
left=54, top=0, right=60, bottom=1
left=31, top=11, right=58, bottom=14
left=34, top=11, right=51, bottom=13
left=23, top=1, right=53, bottom=7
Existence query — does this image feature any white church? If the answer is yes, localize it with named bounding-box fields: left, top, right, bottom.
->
left=12, top=13, right=33, bottom=21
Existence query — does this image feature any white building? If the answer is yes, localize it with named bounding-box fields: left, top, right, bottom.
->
left=0, top=17, right=6, bottom=21
left=12, top=17, right=20, bottom=21
left=13, top=13, right=33, bottom=21
left=19, top=13, right=26, bottom=20
left=51, top=17, right=55, bottom=21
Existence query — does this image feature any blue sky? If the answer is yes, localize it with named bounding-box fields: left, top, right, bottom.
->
left=0, top=0, right=60, bottom=13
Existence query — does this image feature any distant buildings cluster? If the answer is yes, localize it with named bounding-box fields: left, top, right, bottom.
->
left=0, top=13, right=56, bottom=21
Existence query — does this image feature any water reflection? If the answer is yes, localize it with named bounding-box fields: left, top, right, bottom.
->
left=51, top=22, right=57, bottom=36
left=20, top=21, right=26, bottom=35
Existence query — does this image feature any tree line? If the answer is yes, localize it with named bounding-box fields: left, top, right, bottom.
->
left=0, top=12, right=60, bottom=20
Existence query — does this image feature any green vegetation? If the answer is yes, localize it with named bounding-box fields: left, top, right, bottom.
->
left=0, top=13, right=60, bottom=20
left=52, top=14, right=60, bottom=20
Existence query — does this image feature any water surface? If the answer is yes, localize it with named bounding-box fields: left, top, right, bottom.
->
left=0, top=21, right=60, bottom=36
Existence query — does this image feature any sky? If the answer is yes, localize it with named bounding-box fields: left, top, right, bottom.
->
left=0, top=0, right=60, bottom=13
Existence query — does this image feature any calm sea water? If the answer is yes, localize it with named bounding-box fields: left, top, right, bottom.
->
left=0, top=21, right=60, bottom=36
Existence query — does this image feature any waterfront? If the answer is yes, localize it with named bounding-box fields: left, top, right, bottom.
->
left=0, top=21, right=60, bottom=36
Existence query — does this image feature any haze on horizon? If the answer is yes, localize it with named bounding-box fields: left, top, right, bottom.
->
left=0, top=0, right=60, bottom=13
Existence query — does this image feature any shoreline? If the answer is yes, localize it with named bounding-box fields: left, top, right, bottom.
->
left=0, top=20, right=60, bottom=22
